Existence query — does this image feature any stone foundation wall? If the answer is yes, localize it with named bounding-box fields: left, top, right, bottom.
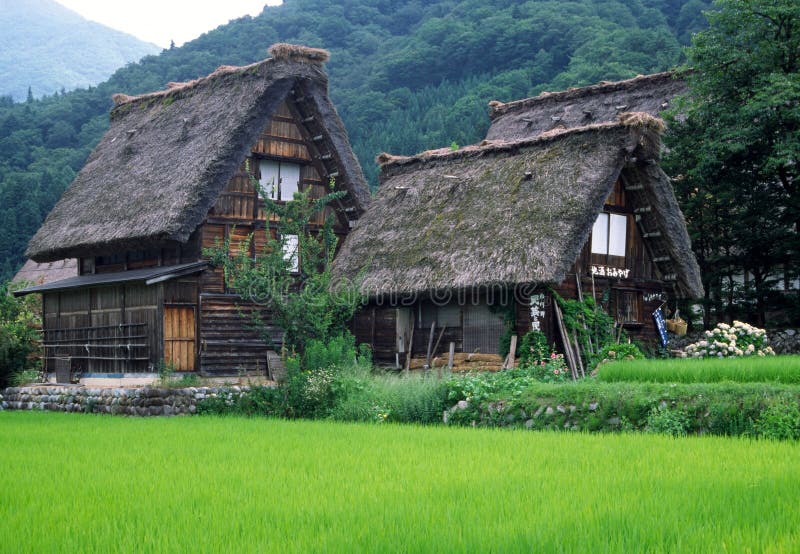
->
left=0, top=386, right=250, bottom=416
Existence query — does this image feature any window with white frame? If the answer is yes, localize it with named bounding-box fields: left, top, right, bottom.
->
left=259, top=160, right=301, bottom=201
left=282, top=234, right=299, bottom=273
left=591, top=212, right=627, bottom=259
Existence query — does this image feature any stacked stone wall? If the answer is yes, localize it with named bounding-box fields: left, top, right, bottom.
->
left=0, top=386, right=250, bottom=416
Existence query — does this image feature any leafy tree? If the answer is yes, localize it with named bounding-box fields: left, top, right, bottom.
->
left=205, top=180, right=365, bottom=355
left=664, top=0, right=800, bottom=326
left=0, top=281, right=42, bottom=387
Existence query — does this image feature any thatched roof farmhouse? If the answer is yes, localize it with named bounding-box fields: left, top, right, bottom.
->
left=334, top=72, right=701, bottom=365
left=18, top=44, right=370, bottom=381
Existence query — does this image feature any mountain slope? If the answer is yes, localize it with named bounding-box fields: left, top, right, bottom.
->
left=0, top=0, right=160, bottom=101
left=0, top=0, right=712, bottom=280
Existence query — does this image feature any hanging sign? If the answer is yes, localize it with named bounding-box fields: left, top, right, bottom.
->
left=652, top=307, right=669, bottom=348
left=591, top=265, right=631, bottom=279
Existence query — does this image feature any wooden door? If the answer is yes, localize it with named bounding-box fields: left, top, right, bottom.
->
left=164, top=306, right=196, bottom=371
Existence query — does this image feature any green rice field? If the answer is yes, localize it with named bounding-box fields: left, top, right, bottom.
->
left=1, top=411, right=798, bottom=553
left=597, top=355, right=800, bottom=384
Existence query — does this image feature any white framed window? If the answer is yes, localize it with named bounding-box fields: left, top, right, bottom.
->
left=259, top=160, right=301, bottom=201
left=591, top=213, right=627, bottom=257
left=282, top=234, right=299, bottom=273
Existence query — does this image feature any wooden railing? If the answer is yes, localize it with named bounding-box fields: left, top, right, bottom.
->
left=42, top=323, right=150, bottom=371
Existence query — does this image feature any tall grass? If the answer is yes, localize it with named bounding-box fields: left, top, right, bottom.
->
left=329, top=370, right=448, bottom=423
left=1, top=412, right=799, bottom=552
left=597, top=355, right=800, bottom=384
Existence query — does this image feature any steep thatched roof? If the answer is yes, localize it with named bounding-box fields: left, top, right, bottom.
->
left=27, top=44, right=369, bottom=262
left=486, top=72, right=686, bottom=141
left=332, top=113, right=702, bottom=299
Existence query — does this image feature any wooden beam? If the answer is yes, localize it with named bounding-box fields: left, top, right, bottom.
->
left=425, top=322, right=436, bottom=368
left=448, top=342, right=455, bottom=371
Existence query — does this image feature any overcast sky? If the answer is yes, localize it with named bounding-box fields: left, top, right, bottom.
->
left=57, top=0, right=282, bottom=48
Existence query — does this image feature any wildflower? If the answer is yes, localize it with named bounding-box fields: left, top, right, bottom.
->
left=553, top=369, right=560, bottom=375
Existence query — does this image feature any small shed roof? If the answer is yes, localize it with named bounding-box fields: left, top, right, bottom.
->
left=12, top=259, right=78, bottom=286
left=13, top=261, right=208, bottom=297
left=26, top=44, right=369, bottom=262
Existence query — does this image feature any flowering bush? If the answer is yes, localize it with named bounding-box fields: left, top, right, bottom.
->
left=517, top=330, right=550, bottom=366
left=682, top=321, right=774, bottom=358
left=522, top=352, right=571, bottom=383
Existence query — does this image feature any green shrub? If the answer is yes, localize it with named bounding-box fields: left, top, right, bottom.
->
left=646, top=405, right=690, bottom=436
left=755, top=399, right=800, bottom=440
left=303, top=332, right=360, bottom=371
left=444, top=380, right=800, bottom=437
left=0, top=282, right=42, bottom=388
left=10, top=369, right=39, bottom=386
left=591, top=342, right=645, bottom=371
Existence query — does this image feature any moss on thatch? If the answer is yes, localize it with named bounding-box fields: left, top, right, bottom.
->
left=27, top=45, right=369, bottom=262
left=486, top=72, right=686, bottom=141
left=333, top=118, right=702, bottom=299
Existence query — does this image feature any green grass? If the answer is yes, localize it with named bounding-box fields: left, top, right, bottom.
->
left=1, top=412, right=799, bottom=552
left=597, top=355, right=800, bottom=384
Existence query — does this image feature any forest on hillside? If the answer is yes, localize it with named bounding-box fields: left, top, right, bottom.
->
left=0, top=0, right=712, bottom=280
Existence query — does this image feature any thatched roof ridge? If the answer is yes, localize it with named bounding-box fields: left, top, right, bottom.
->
left=110, top=45, right=330, bottom=111
left=486, top=71, right=686, bottom=142
left=27, top=45, right=369, bottom=262
left=333, top=120, right=702, bottom=299
left=377, top=112, right=665, bottom=172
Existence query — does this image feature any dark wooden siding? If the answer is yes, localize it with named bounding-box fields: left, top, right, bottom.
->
left=198, top=294, right=278, bottom=375
left=41, top=283, right=162, bottom=374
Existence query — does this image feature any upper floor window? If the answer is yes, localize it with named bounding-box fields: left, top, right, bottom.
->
left=259, top=160, right=301, bottom=201
left=591, top=212, right=627, bottom=258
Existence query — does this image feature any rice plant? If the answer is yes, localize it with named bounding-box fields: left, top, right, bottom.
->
left=597, top=355, right=800, bottom=384
left=1, top=412, right=798, bottom=553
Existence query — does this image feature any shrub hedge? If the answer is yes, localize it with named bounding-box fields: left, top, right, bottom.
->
left=445, top=380, right=800, bottom=438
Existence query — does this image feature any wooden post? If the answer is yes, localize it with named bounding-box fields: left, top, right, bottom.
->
left=448, top=342, right=455, bottom=370
left=432, top=326, right=447, bottom=361
left=504, top=335, right=517, bottom=369
left=425, top=322, right=436, bottom=368
left=404, top=322, right=415, bottom=375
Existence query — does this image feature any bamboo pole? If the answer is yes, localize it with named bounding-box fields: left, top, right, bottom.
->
left=572, top=330, right=585, bottom=378
left=554, top=301, right=579, bottom=380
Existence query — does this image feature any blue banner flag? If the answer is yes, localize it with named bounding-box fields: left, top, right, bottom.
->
left=652, top=307, right=668, bottom=348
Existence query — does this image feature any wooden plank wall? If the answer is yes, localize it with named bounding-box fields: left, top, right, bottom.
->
left=199, top=294, right=278, bottom=374
left=353, top=306, right=398, bottom=363
left=41, top=284, right=161, bottom=374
